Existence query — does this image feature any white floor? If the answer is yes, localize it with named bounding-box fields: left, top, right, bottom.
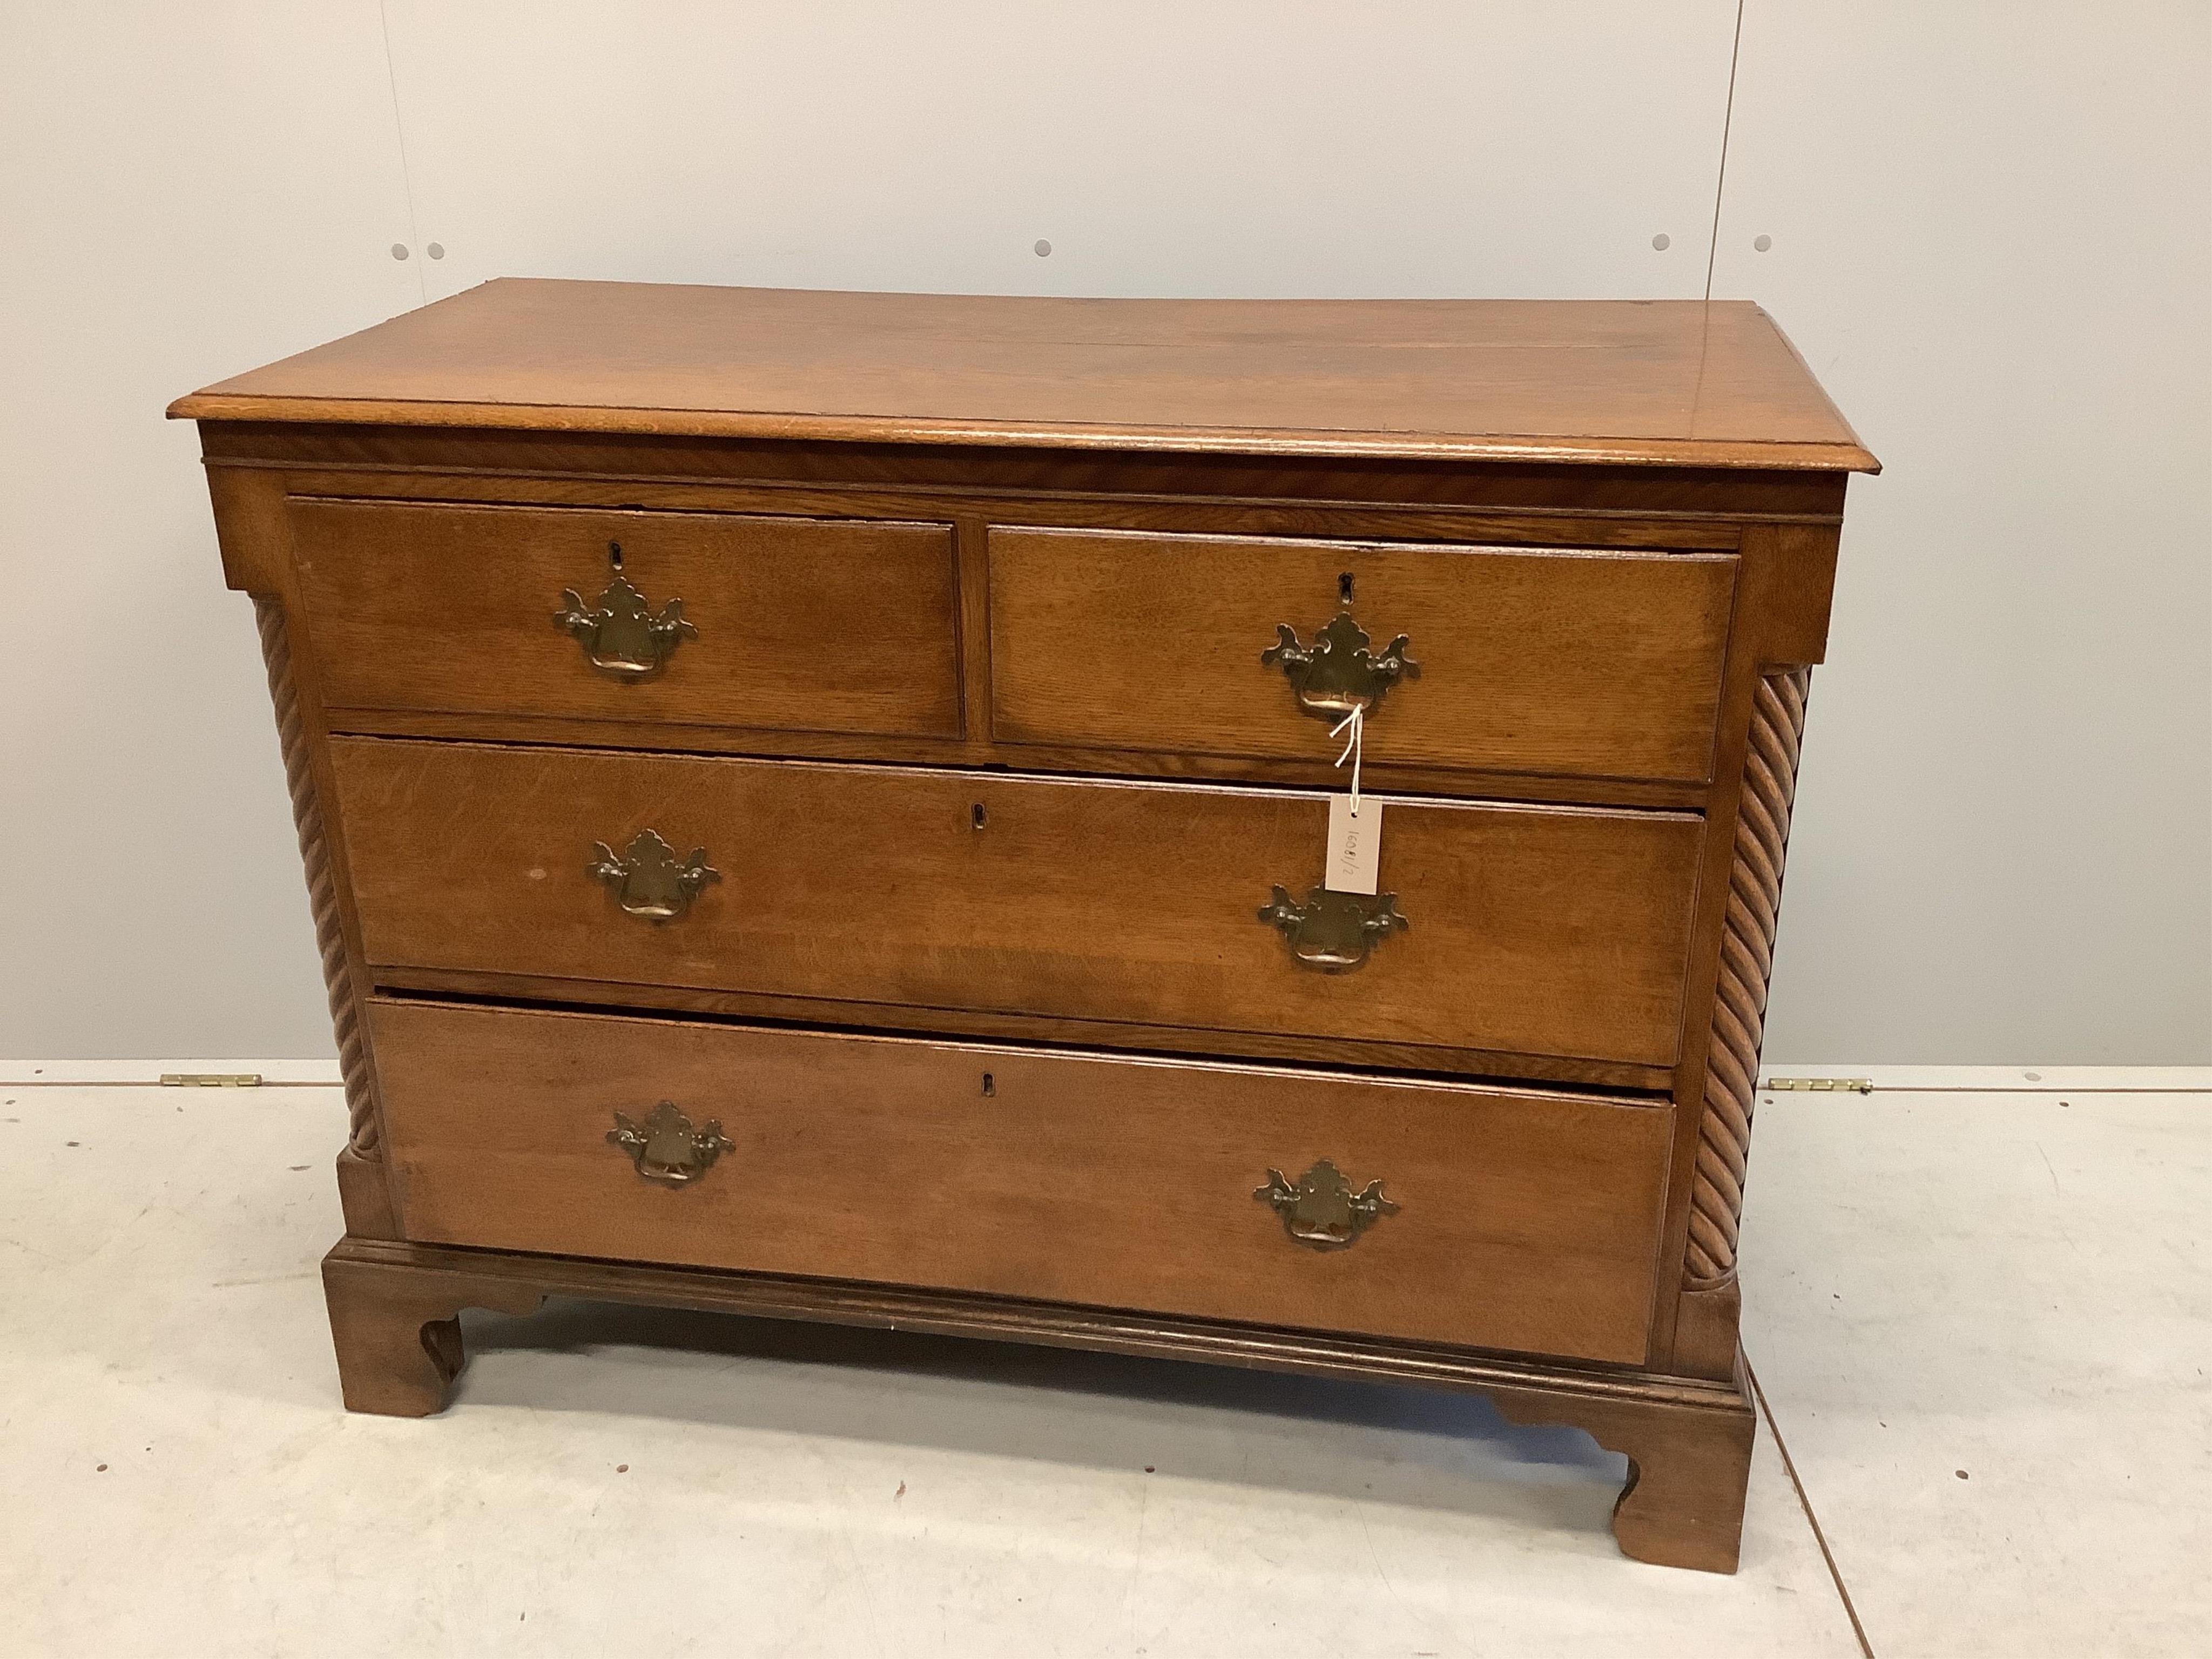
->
left=2, top=1072, right=2205, bottom=1657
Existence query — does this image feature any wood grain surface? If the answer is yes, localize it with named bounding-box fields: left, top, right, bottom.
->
left=991, top=527, right=1736, bottom=783
left=332, top=740, right=1707, bottom=1068
left=289, top=498, right=961, bottom=738
left=368, top=999, right=1675, bottom=1365
left=171, top=281, right=1879, bottom=471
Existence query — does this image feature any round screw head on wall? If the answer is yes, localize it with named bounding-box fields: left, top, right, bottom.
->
left=1651, top=233, right=1671, bottom=251
left=427, top=242, right=446, bottom=260
left=1034, top=239, right=1052, bottom=257
left=389, top=243, right=409, bottom=260
left=1754, top=234, right=1773, bottom=252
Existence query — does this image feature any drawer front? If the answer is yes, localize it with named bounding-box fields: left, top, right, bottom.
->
left=989, top=527, right=1736, bottom=783
left=369, top=1000, right=1674, bottom=1364
left=291, top=500, right=961, bottom=739
left=334, top=739, right=1703, bottom=1068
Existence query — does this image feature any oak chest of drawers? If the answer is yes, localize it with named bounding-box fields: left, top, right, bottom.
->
left=174, top=280, right=1874, bottom=1573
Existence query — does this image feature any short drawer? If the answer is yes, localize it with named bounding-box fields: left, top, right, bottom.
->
left=988, top=526, right=1736, bottom=784
left=333, top=739, right=1704, bottom=1070
left=289, top=499, right=961, bottom=739
left=369, top=1000, right=1674, bottom=1365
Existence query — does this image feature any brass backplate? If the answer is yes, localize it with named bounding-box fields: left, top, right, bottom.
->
left=555, top=571, right=697, bottom=678
left=608, top=1100, right=734, bottom=1186
left=1261, top=610, right=1419, bottom=719
left=1257, top=884, right=1407, bottom=971
left=589, top=829, right=719, bottom=921
left=1256, top=1158, right=1399, bottom=1250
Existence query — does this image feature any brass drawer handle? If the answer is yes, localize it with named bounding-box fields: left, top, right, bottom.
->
left=1257, top=1158, right=1399, bottom=1250
left=1258, top=884, right=1406, bottom=971
left=555, top=571, right=697, bottom=679
left=590, top=829, right=719, bottom=921
left=1262, top=610, right=1418, bottom=720
left=608, top=1101, right=733, bottom=1186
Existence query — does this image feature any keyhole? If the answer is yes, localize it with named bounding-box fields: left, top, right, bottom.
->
left=972, top=802, right=987, bottom=831
left=981, top=1072, right=995, bottom=1097
left=1338, top=571, right=1354, bottom=608
left=608, top=541, right=624, bottom=569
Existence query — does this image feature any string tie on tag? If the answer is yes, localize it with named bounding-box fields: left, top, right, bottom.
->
left=1331, top=704, right=1364, bottom=816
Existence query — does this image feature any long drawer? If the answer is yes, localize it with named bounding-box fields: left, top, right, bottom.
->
left=989, top=526, right=1737, bottom=784
left=289, top=499, right=962, bottom=739
left=368, top=999, right=1675, bottom=1365
left=333, top=739, right=1705, bottom=1069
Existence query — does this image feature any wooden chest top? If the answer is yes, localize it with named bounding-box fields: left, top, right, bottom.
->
left=170, top=279, right=1877, bottom=471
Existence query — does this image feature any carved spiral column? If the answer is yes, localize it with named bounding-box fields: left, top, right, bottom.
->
left=1683, top=667, right=1811, bottom=1290
left=254, top=597, right=380, bottom=1157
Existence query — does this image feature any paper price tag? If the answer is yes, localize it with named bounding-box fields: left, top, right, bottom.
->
left=1325, top=795, right=1382, bottom=895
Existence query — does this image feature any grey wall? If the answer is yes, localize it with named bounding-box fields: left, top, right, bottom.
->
left=2, top=1, right=2206, bottom=1063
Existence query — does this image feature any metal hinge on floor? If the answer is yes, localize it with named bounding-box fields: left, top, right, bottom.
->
left=1762, top=1076, right=1873, bottom=1094
left=159, top=1073, right=262, bottom=1088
